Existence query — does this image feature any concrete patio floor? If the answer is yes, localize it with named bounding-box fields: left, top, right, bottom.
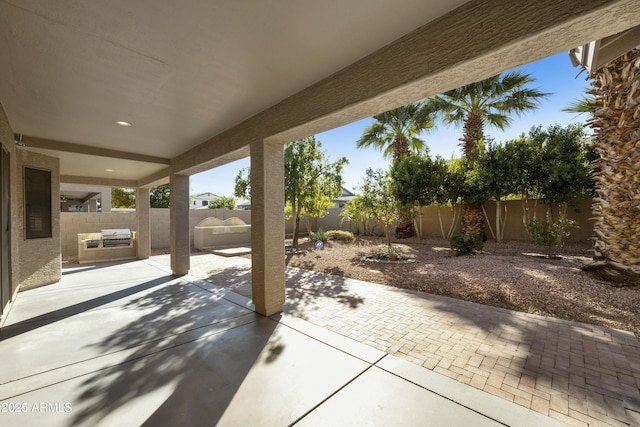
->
left=0, top=259, right=570, bottom=426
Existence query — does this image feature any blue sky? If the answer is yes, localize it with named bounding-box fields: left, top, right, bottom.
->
left=189, top=52, right=591, bottom=196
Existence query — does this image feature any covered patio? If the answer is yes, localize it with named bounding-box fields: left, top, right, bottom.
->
left=1, top=1, right=640, bottom=425
left=2, top=0, right=639, bottom=318
left=0, top=259, right=568, bottom=426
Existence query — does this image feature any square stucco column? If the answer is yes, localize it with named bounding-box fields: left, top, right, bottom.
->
left=136, top=187, right=150, bottom=259
left=250, top=139, right=285, bottom=316
left=170, top=173, right=190, bottom=275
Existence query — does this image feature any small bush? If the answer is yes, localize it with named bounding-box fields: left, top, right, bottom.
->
left=369, top=245, right=397, bottom=260
left=327, top=230, right=355, bottom=242
left=526, top=218, right=577, bottom=258
left=311, top=228, right=330, bottom=244
left=450, top=234, right=483, bottom=256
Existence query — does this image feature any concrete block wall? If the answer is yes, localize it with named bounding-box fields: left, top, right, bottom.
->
left=417, top=199, right=594, bottom=243
left=62, top=199, right=594, bottom=257
left=317, top=200, right=594, bottom=243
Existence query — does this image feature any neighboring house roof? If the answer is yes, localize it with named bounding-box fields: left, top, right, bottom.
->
left=333, top=187, right=357, bottom=206
left=340, top=187, right=355, bottom=197
left=191, top=192, right=219, bottom=198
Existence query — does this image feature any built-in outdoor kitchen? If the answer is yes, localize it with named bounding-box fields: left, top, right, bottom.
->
left=77, top=229, right=137, bottom=264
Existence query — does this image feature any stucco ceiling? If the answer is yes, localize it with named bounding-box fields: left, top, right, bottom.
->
left=0, top=0, right=469, bottom=182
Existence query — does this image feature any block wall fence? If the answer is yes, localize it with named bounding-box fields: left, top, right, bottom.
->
left=61, top=199, right=595, bottom=257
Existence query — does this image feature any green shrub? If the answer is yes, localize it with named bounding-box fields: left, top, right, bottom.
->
left=526, top=218, right=577, bottom=258
left=327, top=230, right=355, bottom=242
left=311, top=228, right=330, bottom=244
left=450, top=234, right=482, bottom=256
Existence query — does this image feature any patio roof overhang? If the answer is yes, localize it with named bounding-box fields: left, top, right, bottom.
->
left=2, top=0, right=639, bottom=186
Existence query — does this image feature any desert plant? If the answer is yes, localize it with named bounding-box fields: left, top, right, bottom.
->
left=327, top=230, right=355, bottom=242
left=526, top=216, right=577, bottom=258
left=387, top=245, right=398, bottom=260
left=369, top=245, right=398, bottom=260
left=450, top=234, right=482, bottom=256
left=311, top=228, right=330, bottom=244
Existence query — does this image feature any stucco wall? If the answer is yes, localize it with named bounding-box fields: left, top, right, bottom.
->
left=0, top=102, right=19, bottom=303
left=14, top=149, right=61, bottom=290
left=1, top=102, right=61, bottom=292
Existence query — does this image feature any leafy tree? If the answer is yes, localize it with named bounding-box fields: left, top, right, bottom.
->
left=111, top=187, right=135, bottom=208
left=233, top=138, right=347, bottom=249
left=340, top=195, right=374, bottom=236
left=285, top=136, right=348, bottom=249
left=233, top=168, right=251, bottom=200
left=472, top=139, right=518, bottom=241
left=504, top=134, right=544, bottom=228
left=527, top=124, right=595, bottom=217
left=208, top=196, right=236, bottom=210
left=390, top=154, right=448, bottom=238
left=358, top=168, right=402, bottom=249
left=150, top=183, right=170, bottom=208
left=436, top=158, right=467, bottom=239
left=299, top=194, right=335, bottom=236
left=427, top=72, right=548, bottom=237
left=357, top=103, right=434, bottom=238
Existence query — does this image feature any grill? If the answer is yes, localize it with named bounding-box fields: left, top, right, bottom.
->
left=101, top=229, right=132, bottom=247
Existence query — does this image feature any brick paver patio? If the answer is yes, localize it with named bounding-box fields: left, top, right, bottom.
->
left=152, top=252, right=640, bottom=427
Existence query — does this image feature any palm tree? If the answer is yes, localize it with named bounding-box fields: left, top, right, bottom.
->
left=357, top=103, right=432, bottom=161
left=357, top=102, right=433, bottom=238
left=427, top=72, right=548, bottom=237
left=582, top=48, right=640, bottom=275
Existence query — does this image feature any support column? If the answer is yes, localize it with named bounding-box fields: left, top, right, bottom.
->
left=250, top=139, right=285, bottom=316
left=170, top=173, right=190, bottom=275
left=136, top=187, right=151, bottom=259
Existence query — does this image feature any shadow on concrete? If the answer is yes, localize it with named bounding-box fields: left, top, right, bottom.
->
left=71, top=282, right=281, bottom=426
left=0, top=276, right=173, bottom=341
left=195, top=258, right=366, bottom=321
left=61, top=262, right=123, bottom=275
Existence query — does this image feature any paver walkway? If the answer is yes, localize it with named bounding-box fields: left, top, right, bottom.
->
left=152, top=252, right=640, bottom=427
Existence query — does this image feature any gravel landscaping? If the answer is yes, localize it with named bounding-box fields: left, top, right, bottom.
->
left=283, top=236, right=640, bottom=337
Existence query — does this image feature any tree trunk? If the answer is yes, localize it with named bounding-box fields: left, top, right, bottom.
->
left=393, top=133, right=414, bottom=239
left=461, top=203, right=485, bottom=238
left=460, top=110, right=486, bottom=238
left=462, top=110, right=485, bottom=159
left=588, top=48, right=640, bottom=274
left=392, top=134, right=411, bottom=162
left=395, top=216, right=414, bottom=239
left=292, top=203, right=302, bottom=249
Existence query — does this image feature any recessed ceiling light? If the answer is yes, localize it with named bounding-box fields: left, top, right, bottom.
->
left=116, top=120, right=131, bottom=127
left=105, top=169, right=114, bottom=172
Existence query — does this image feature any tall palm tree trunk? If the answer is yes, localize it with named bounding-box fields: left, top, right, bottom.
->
left=461, top=110, right=487, bottom=238
left=392, top=134, right=414, bottom=238
left=588, top=49, right=640, bottom=274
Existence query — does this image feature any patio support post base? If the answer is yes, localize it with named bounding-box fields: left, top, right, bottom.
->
left=250, top=139, right=285, bottom=316
left=170, top=173, right=190, bottom=275
left=136, top=187, right=151, bottom=259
